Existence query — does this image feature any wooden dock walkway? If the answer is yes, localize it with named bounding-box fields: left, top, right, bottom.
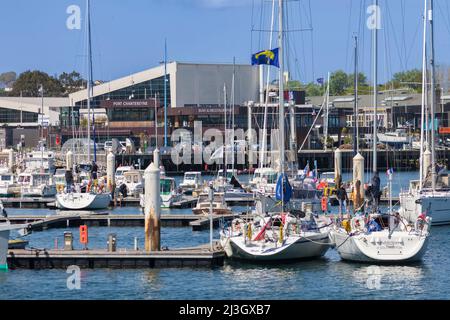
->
left=1, top=212, right=239, bottom=231
left=2, top=195, right=255, bottom=209
left=7, top=244, right=225, bottom=269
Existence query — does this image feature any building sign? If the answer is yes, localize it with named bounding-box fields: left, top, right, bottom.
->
left=100, top=99, right=158, bottom=108
left=439, top=127, right=450, bottom=134
left=38, top=114, right=50, bottom=127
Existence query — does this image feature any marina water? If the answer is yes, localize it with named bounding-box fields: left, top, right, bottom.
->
left=1, top=171, right=448, bottom=300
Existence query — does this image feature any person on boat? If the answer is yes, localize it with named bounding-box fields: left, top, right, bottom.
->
left=371, top=172, right=381, bottom=210
left=65, top=170, right=74, bottom=193
left=91, top=161, right=99, bottom=192
left=336, top=184, right=348, bottom=216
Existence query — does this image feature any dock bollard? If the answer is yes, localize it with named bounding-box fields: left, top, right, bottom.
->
left=107, top=234, right=117, bottom=252
left=64, top=232, right=73, bottom=251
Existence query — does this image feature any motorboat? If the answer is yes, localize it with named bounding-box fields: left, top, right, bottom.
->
left=18, top=171, right=57, bottom=198
left=115, top=166, right=133, bottom=186
left=0, top=167, right=18, bottom=198
left=160, top=176, right=182, bottom=208
left=192, top=193, right=232, bottom=216
left=180, top=171, right=203, bottom=194
left=121, top=170, right=144, bottom=197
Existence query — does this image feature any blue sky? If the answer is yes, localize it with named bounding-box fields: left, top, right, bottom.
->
left=2, top=0, right=450, bottom=85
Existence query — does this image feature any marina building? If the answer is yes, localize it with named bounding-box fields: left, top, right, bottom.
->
left=65, top=62, right=260, bottom=146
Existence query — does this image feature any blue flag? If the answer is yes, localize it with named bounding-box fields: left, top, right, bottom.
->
left=251, top=48, right=279, bottom=68
left=276, top=173, right=292, bottom=203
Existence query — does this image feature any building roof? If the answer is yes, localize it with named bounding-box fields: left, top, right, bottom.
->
left=306, top=93, right=423, bottom=111
left=0, top=97, right=69, bottom=125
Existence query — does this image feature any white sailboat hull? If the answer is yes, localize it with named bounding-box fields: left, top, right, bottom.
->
left=400, top=190, right=450, bottom=225
left=330, top=228, right=429, bottom=263
left=56, top=193, right=111, bottom=210
left=221, top=232, right=330, bottom=261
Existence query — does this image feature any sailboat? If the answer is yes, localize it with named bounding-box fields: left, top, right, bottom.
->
left=56, top=0, right=111, bottom=210
left=399, top=0, right=450, bottom=226
left=330, top=0, right=431, bottom=263
left=220, top=0, right=331, bottom=261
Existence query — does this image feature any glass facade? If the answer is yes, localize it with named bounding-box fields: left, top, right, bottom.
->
left=76, top=76, right=171, bottom=109
left=108, top=107, right=155, bottom=122
left=0, top=107, right=38, bottom=123
left=59, top=107, right=80, bottom=128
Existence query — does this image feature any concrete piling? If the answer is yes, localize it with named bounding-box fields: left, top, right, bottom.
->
left=144, top=162, right=161, bottom=252
left=107, top=151, right=115, bottom=193
left=66, top=150, right=73, bottom=171
left=353, top=153, right=365, bottom=210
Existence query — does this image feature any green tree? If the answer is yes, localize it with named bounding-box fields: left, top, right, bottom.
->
left=59, top=71, right=86, bottom=95
left=329, top=70, right=349, bottom=96
left=304, top=82, right=324, bottom=97
left=11, top=70, right=64, bottom=97
left=0, top=71, right=16, bottom=86
left=386, top=69, right=422, bottom=92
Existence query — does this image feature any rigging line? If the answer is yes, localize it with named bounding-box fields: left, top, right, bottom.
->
left=436, top=0, right=450, bottom=41
left=405, top=18, right=422, bottom=71
left=308, top=0, right=316, bottom=82
left=296, top=3, right=307, bottom=82
left=385, top=1, right=406, bottom=72
left=258, top=0, right=264, bottom=50
left=400, top=0, right=408, bottom=70
left=250, top=0, right=255, bottom=55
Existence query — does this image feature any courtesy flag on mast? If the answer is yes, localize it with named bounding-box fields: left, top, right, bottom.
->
left=251, top=48, right=280, bottom=67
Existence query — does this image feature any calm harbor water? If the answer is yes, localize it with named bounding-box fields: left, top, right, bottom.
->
left=2, top=171, right=449, bottom=300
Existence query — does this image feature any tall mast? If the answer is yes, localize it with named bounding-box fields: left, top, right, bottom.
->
left=419, top=0, right=428, bottom=187
left=232, top=58, right=236, bottom=172
left=324, top=72, right=330, bottom=151
left=372, top=0, right=378, bottom=174
left=86, top=0, right=93, bottom=163
left=164, top=39, right=168, bottom=148
left=278, top=0, right=285, bottom=176
left=430, top=0, right=437, bottom=191
left=353, top=35, right=359, bottom=156
left=259, top=0, right=276, bottom=171
left=223, top=83, right=228, bottom=178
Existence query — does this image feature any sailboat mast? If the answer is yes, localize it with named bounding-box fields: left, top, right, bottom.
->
left=324, top=72, right=330, bottom=151
left=164, top=39, right=168, bottom=148
left=278, top=0, right=285, bottom=175
left=353, top=35, right=359, bottom=156
left=86, top=0, right=93, bottom=163
left=430, top=0, right=437, bottom=191
left=259, top=0, right=276, bottom=171
left=232, top=58, right=236, bottom=173
left=223, top=83, right=228, bottom=178
left=372, top=0, right=378, bottom=174
left=420, top=0, right=428, bottom=187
